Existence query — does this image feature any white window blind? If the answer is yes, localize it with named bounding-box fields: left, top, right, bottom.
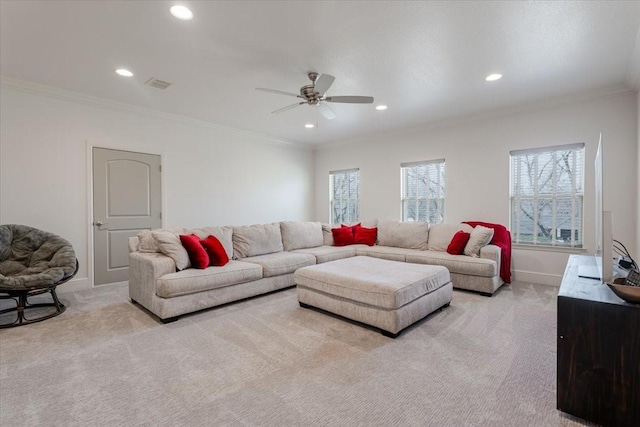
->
left=401, top=159, right=445, bottom=223
left=330, top=168, right=359, bottom=224
left=510, top=143, right=585, bottom=247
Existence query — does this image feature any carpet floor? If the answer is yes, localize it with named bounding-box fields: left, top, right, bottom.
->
left=0, top=281, right=594, bottom=426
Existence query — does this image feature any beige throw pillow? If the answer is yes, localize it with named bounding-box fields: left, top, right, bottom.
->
left=152, top=230, right=191, bottom=270
left=464, top=226, right=494, bottom=258
left=138, top=227, right=185, bottom=253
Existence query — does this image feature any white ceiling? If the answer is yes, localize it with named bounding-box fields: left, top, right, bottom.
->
left=2, top=1, right=640, bottom=146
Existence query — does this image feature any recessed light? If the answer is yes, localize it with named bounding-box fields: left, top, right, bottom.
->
left=485, top=73, right=502, bottom=82
left=305, top=123, right=314, bottom=129
left=376, top=105, right=388, bottom=111
left=116, top=69, right=133, bottom=77
left=170, top=5, right=193, bottom=20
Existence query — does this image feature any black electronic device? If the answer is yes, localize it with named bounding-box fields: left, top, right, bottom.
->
left=625, top=269, right=640, bottom=287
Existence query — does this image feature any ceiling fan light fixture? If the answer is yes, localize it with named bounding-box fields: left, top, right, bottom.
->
left=170, top=5, right=193, bottom=20
left=485, top=73, right=503, bottom=82
left=116, top=68, right=134, bottom=77
left=376, top=105, right=388, bottom=110
left=305, top=123, right=315, bottom=129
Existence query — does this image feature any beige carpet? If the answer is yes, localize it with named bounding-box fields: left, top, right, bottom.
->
left=0, top=281, right=593, bottom=426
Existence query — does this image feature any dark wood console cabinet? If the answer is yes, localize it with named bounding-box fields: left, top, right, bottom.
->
left=557, top=255, right=640, bottom=426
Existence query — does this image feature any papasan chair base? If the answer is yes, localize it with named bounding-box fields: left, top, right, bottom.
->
left=0, top=260, right=77, bottom=328
left=0, top=225, right=78, bottom=328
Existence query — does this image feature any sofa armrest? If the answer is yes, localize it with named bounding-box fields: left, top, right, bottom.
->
left=480, top=244, right=501, bottom=276
left=129, top=252, right=176, bottom=310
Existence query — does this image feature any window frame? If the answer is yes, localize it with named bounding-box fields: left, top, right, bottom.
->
left=509, top=143, right=585, bottom=248
left=400, top=159, right=445, bottom=223
left=329, top=168, right=360, bottom=224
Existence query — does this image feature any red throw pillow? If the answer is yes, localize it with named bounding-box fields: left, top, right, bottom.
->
left=354, top=225, right=377, bottom=246
left=179, top=234, right=210, bottom=269
left=447, top=231, right=471, bottom=255
left=200, top=235, right=229, bottom=266
left=341, top=223, right=361, bottom=236
left=332, top=227, right=355, bottom=246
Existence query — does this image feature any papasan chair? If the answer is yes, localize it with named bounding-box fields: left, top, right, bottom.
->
left=0, top=224, right=78, bottom=328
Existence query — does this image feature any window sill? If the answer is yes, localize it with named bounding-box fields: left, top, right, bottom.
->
left=512, top=244, right=588, bottom=254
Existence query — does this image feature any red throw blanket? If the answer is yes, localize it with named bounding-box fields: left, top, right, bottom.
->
left=463, top=221, right=511, bottom=283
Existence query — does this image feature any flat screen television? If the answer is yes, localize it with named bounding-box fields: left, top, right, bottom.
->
left=579, top=132, right=614, bottom=282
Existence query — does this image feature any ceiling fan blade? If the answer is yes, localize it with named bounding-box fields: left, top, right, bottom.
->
left=271, top=102, right=305, bottom=114
left=324, top=96, right=374, bottom=104
left=256, top=88, right=301, bottom=98
left=314, top=74, right=335, bottom=96
left=317, top=103, right=336, bottom=120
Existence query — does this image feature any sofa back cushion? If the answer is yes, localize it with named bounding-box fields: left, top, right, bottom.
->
left=188, top=226, right=233, bottom=260
left=428, top=223, right=474, bottom=252
left=280, top=221, right=323, bottom=251
left=377, top=220, right=429, bottom=250
left=232, top=223, right=283, bottom=259
left=322, top=223, right=337, bottom=245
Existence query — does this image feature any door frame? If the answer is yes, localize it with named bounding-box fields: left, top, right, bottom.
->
left=86, top=141, right=165, bottom=288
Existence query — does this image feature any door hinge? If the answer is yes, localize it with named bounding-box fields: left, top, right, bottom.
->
left=160, top=212, right=162, bottom=220
left=159, top=165, right=162, bottom=172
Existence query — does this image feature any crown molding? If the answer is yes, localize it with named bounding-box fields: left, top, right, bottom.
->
left=314, top=84, right=636, bottom=150
left=0, top=75, right=311, bottom=150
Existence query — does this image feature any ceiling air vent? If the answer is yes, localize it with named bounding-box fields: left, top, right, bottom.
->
left=145, top=77, right=172, bottom=90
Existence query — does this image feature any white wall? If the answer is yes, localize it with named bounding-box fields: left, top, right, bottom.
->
left=314, top=91, right=638, bottom=285
left=0, top=83, right=315, bottom=290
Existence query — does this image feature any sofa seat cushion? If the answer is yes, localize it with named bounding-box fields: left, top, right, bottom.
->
left=156, top=260, right=263, bottom=298
left=354, top=245, right=419, bottom=262
left=294, top=256, right=450, bottom=310
left=290, top=245, right=356, bottom=264
left=405, top=251, right=497, bottom=277
left=241, top=252, right=316, bottom=278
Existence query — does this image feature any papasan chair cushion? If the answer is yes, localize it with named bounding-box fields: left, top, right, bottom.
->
left=0, top=224, right=77, bottom=327
left=0, top=224, right=77, bottom=290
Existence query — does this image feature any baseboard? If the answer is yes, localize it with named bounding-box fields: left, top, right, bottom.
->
left=57, top=277, right=91, bottom=293
left=512, top=270, right=562, bottom=287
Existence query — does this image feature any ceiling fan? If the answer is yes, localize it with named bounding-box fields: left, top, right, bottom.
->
left=256, top=72, right=374, bottom=120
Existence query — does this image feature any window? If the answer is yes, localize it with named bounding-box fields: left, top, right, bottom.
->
left=330, top=168, right=359, bottom=224
left=401, top=159, right=445, bottom=223
left=510, top=143, right=584, bottom=247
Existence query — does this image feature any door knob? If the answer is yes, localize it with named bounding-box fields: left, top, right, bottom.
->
left=94, top=221, right=106, bottom=227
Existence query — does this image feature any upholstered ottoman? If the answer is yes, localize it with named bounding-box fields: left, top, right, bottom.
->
left=294, top=256, right=452, bottom=337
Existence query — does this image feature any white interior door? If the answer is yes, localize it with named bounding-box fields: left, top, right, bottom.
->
left=93, top=148, right=162, bottom=285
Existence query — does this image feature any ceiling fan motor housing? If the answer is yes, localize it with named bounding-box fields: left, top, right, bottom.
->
left=301, top=84, right=319, bottom=104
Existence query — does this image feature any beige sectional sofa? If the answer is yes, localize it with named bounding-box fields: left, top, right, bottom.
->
left=128, top=220, right=504, bottom=322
